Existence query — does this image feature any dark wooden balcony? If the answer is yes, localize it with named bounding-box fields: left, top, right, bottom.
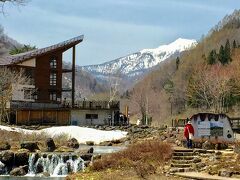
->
left=62, top=68, right=72, bottom=73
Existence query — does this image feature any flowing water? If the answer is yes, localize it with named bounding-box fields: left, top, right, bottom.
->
left=27, top=153, right=85, bottom=176
left=0, top=145, right=126, bottom=179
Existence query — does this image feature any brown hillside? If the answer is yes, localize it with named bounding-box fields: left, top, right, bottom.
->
left=124, top=10, right=240, bottom=126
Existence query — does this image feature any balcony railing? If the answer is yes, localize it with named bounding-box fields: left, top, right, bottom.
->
left=10, top=100, right=120, bottom=110
left=63, top=100, right=120, bottom=110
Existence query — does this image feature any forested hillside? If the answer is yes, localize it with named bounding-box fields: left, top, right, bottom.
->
left=125, top=10, right=240, bottom=126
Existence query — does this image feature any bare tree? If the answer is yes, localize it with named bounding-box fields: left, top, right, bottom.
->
left=187, top=64, right=234, bottom=113
left=107, top=67, right=122, bottom=103
left=0, top=67, right=29, bottom=123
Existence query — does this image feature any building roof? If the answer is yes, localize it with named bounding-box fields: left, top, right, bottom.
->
left=0, top=35, right=84, bottom=66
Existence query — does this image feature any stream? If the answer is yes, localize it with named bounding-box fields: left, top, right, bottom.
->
left=0, top=145, right=126, bottom=179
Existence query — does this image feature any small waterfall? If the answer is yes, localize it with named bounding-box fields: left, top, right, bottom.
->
left=27, top=153, right=85, bottom=176
left=0, top=160, right=7, bottom=175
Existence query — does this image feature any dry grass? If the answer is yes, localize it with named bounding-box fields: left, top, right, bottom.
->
left=0, top=129, right=70, bottom=150
left=91, top=140, right=172, bottom=178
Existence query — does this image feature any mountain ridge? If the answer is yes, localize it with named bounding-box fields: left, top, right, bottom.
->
left=80, top=38, right=197, bottom=80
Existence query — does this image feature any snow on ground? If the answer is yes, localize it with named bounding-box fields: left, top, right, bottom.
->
left=0, top=125, right=128, bottom=144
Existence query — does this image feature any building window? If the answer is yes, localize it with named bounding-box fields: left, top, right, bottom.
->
left=24, top=88, right=35, bottom=100
left=50, top=92, right=57, bottom=101
left=50, top=73, right=57, bottom=86
left=50, top=58, right=57, bottom=69
left=86, top=114, right=98, bottom=119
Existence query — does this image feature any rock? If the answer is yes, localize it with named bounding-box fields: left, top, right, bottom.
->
left=111, top=139, right=122, bottom=144
left=140, top=125, right=149, bottom=129
left=20, top=142, right=39, bottom=152
left=62, top=154, right=70, bottom=162
left=10, top=165, right=28, bottom=176
left=202, top=141, right=212, bottom=150
left=80, top=154, right=92, bottom=161
left=84, top=161, right=91, bottom=167
left=87, top=147, right=94, bottom=154
left=67, top=138, right=79, bottom=149
left=215, top=151, right=222, bottom=156
left=0, top=161, right=6, bottom=174
left=99, top=141, right=112, bottom=146
left=196, top=162, right=206, bottom=169
left=41, top=172, right=50, bottom=177
left=0, top=142, right=11, bottom=150
left=160, top=135, right=167, bottom=141
left=218, top=169, right=233, bottom=177
left=86, top=141, right=94, bottom=146
left=0, top=150, right=14, bottom=166
left=15, top=149, right=30, bottom=166
left=175, top=140, right=182, bottom=146
left=193, top=157, right=201, bottom=163
left=92, top=154, right=101, bottom=160
left=36, top=163, right=44, bottom=174
left=42, top=153, right=48, bottom=158
left=46, top=138, right=56, bottom=152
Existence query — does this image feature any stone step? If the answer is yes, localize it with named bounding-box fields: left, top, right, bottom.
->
left=172, top=156, right=195, bottom=160
left=173, top=152, right=194, bottom=156
left=172, top=158, right=201, bottom=164
left=169, top=167, right=194, bottom=173
left=171, top=163, right=192, bottom=168
left=174, top=149, right=193, bottom=153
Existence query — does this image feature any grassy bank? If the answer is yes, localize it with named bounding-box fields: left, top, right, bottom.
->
left=67, top=140, right=173, bottom=180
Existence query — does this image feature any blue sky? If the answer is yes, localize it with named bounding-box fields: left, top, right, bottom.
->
left=0, top=0, right=239, bottom=65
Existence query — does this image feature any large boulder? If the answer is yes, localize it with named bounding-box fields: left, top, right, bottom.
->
left=15, top=149, right=30, bottom=166
left=67, top=138, right=79, bottom=149
left=0, top=150, right=14, bottom=166
left=10, top=165, right=28, bottom=176
left=87, top=147, right=94, bottom=154
left=80, top=154, right=92, bottom=161
left=20, top=142, right=39, bottom=152
left=36, top=163, right=44, bottom=174
left=0, top=161, right=6, bottom=174
left=46, top=138, right=56, bottom=152
left=86, top=141, right=94, bottom=146
left=0, top=142, right=11, bottom=151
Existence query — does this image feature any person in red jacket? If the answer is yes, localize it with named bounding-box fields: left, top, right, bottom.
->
left=184, top=119, right=194, bottom=148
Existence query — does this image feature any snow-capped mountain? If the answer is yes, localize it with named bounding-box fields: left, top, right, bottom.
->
left=80, top=38, right=197, bottom=80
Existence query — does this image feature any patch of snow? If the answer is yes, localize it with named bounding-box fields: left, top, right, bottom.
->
left=0, top=125, right=127, bottom=144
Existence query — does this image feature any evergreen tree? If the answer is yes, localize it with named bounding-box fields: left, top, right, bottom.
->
left=207, top=50, right=217, bottom=65
left=233, top=40, right=237, bottom=49
left=218, top=45, right=226, bottom=65
left=176, top=57, right=180, bottom=70
left=225, top=39, right=232, bottom=63
left=10, top=44, right=36, bottom=55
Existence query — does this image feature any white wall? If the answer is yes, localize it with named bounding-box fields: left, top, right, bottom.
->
left=71, top=109, right=113, bottom=126
left=12, top=84, right=35, bottom=102
left=17, top=58, right=36, bottom=67
left=191, top=114, right=234, bottom=142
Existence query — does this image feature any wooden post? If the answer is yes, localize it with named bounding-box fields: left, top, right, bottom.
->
left=72, top=45, right=76, bottom=107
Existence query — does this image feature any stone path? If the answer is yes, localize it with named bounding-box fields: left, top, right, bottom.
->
left=171, top=147, right=240, bottom=179
left=170, top=148, right=198, bottom=173
left=174, top=172, right=240, bottom=180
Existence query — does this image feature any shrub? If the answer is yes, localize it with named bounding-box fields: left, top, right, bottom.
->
left=91, top=140, right=172, bottom=174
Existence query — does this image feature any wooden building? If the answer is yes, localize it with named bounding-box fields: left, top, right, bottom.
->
left=0, top=35, right=84, bottom=105
left=0, top=36, right=83, bottom=125
left=0, top=35, right=122, bottom=126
